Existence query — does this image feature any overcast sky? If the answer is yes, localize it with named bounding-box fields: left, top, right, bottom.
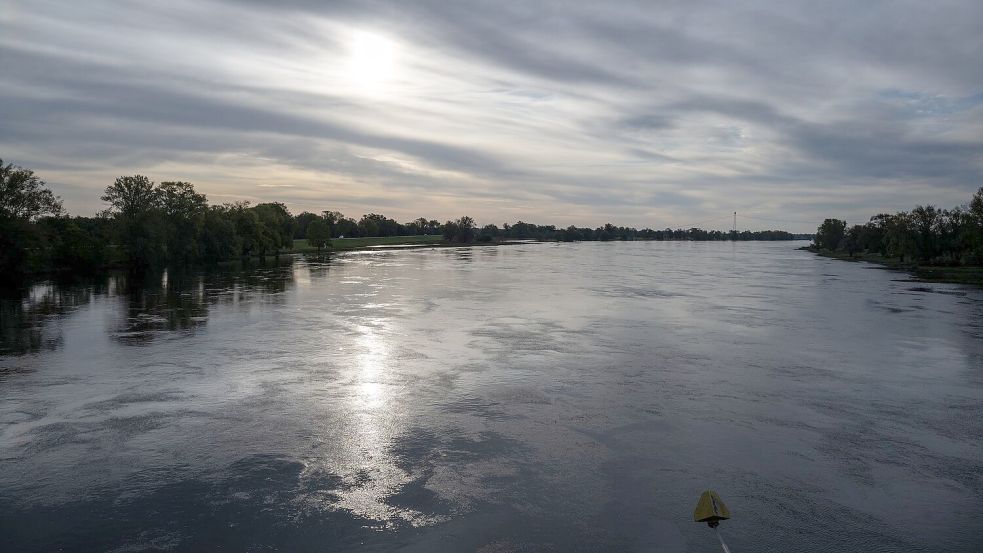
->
left=2, top=0, right=981, bottom=231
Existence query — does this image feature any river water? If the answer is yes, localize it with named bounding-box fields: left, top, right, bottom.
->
left=1, top=241, right=981, bottom=552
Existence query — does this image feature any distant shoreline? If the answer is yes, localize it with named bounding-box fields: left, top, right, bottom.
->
left=803, top=246, right=983, bottom=286
left=295, top=236, right=814, bottom=256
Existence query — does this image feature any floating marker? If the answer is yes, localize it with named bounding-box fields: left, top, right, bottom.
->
left=694, top=490, right=733, bottom=553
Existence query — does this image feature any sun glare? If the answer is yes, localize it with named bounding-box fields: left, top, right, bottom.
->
left=346, top=31, right=397, bottom=93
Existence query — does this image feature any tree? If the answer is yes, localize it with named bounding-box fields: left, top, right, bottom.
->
left=884, top=212, right=915, bottom=262
left=443, top=216, right=476, bottom=243
left=0, top=159, right=62, bottom=220
left=294, top=211, right=320, bottom=239
left=39, top=216, right=110, bottom=271
left=102, top=175, right=165, bottom=270
left=910, top=205, right=941, bottom=263
left=814, top=218, right=847, bottom=251
left=159, top=181, right=207, bottom=263
left=306, top=218, right=331, bottom=255
left=843, top=225, right=863, bottom=257
left=199, top=206, right=240, bottom=262
left=102, top=175, right=158, bottom=218
left=0, top=160, right=63, bottom=277
left=227, top=202, right=270, bottom=258
left=252, top=202, right=295, bottom=253
left=478, top=224, right=500, bottom=242
left=966, top=187, right=983, bottom=262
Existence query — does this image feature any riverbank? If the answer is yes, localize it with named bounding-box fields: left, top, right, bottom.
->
left=805, top=247, right=983, bottom=286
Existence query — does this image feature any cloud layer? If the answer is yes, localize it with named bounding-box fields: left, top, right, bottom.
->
left=2, top=0, right=982, bottom=231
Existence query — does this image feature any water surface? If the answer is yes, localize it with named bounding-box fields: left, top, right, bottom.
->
left=2, top=241, right=981, bottom=552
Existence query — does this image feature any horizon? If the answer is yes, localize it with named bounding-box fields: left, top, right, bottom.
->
left=2, top=1, right=982, bottom=233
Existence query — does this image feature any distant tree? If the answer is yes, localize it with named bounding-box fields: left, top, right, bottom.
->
left=358, top=213, right=399, bottom=237
left=814, top=218, right=847, bottom=251
left=226, top=202, right=267, bottom=258
left=102, top=175, right=158, bottom=218
left=0, top=159, right=62, bottom=220
left=411, top=217, right=431, bottom=235
left=199, top=206, right=240, bottom=262
left=443, top=216, right=476, bottom=243
left=158, top=181, right=207, bottom=264
left=884, top=212, right=915, bottom=262
left=252, top=202, right=295, bottom=253
left=325, top=212, right=358, bottom=238
left=966, top=187, right=983, bottom=263
left=38, top=216, right=111, bottom=271
left=0, top=160, right=63, bottom=276
left=306, top=218, right=331, bottom=255
left=843, top=225, right=863, bottom=257
left=478, top=223, right=499, bottom=242
left=294, top=211, right=320, bottom=239
left=102, top=175, right=166, bottom=270
left=910, top=205, right=942, bottom=263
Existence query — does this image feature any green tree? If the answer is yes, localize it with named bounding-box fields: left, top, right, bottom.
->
left=39, top=216, right=111, bottom=271
left=199, top=206, right=240, bottom=262
left=0, top=160, right=63, bottom=276
left=102, top=175, right=165, bottom=270
left=966, top=187, right=983, bottom=262
left=815, top=218, right=847, bottom=251
left=478, top=223, right=499, bottom=242
left=843, top=225, right=863, bottom=257
left=158, top=181, right=207, bottom=264
left=0, top=159, right=62, bottom=220
left=228, top=202, right=270, bottom=258
left=884, top=212, right=915, bottom=262
left=294, top=211, right=320, bottom=239
left=910, top=205, right=941, bottom=263
left=443, top=216, right=476, bottom=243
left=252, top=202, right=295, bottom=254
left=306, top=217, right=331, bottom=255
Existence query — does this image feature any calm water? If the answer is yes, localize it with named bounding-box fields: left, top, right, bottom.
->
left=1, top=241, right=981, bottom=552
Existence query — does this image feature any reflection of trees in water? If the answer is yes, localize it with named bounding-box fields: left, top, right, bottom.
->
left=0, top=277, right=105, bottom=357
left=111, top=269, right=211, bottom=345
left=0, top=257, right=300, bottom=356
left=111, top=257, right=298, bottom=345
left=304, top=256, right=332, bottom=283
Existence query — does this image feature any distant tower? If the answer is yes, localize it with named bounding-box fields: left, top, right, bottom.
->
left=733, top=212, right=737, bottom=233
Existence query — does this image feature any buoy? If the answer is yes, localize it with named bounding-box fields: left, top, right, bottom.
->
left=693, top=490, right=733, bottom=553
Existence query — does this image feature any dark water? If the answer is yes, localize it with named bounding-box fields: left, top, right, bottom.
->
left=2, top=241, right=981, bottom=552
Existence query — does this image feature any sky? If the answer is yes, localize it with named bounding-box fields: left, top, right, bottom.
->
left=1, top=0, right=982, bottom=232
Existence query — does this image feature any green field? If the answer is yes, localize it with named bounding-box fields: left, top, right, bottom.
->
left=292, top=234, right=445, bottom=253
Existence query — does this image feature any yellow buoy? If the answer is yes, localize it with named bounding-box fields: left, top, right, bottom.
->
left=693, top=489, right=731, bottom=527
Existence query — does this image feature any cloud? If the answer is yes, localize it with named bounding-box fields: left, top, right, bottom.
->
left=1, top=0, right=981, bottom=231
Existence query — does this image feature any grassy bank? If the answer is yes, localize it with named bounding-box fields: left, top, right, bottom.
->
left=807, top=247, right=983, bottom=286
left=292, top=234, right=446, bottom=253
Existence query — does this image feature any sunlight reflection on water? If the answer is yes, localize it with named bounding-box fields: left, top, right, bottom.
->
left=2, top=242, right=982, bottom=552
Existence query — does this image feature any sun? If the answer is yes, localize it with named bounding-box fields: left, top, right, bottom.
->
left=346, top=31, right=397, bottom=93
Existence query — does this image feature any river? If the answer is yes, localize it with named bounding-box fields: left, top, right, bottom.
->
left=1, top=241, right=981, bottom=552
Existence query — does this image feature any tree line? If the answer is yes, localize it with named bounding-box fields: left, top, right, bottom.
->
left=813, top=187, right=983, bottom=265
left=1, top=159, right=802, bottom=279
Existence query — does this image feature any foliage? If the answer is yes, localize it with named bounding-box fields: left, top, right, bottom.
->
left=0, top=159, right=62, bottom=220
left=1, top=159, right=819, bottom=280
left=306, top=217, right=331, bottom=254
left=815, top=219, right=847, bottom=251
left=815, top=187, right=983, bottom=266
left=293, top=211, right=320, bottom=239
left=442, top=216, right=477, bottom=243
left=0, top=159, right=64, bottom=278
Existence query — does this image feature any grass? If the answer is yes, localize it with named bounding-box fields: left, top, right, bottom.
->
left=809, top=247, right=983, bottom=286
left=291, top=234, right=445, bottom=254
